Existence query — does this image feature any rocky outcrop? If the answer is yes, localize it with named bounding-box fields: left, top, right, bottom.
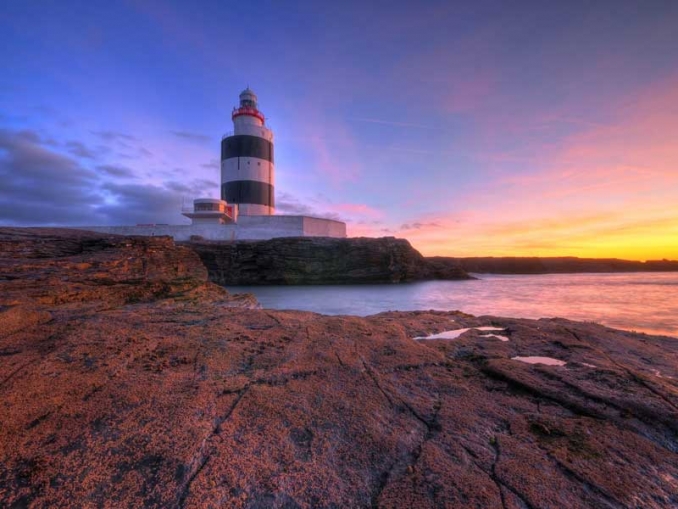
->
left=0, top=227, right=257, bottom=324
left=433, top=255, right=678, bottom=274
left=185, top=236, right=470, bottom=285
left=1, top=229, right=677, bottom=508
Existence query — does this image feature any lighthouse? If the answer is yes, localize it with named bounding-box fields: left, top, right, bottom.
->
left=81, top=87, right=346, bottom=240
left=220, top=88, right=275, bottom=215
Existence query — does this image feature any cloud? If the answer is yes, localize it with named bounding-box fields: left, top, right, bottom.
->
left=170, top=131, right=211, bottom=143
left=304, top=200, right=408, bottom=237
left=0, top=129, right=104, bottom=225
left=304, top=131, right=361, bottom=186
left=91, top=130, right=153, bottom=160
left=400, top=222, right=441, bottom=231
left=0, top=127, right=211, bottom=227
left=96, top=164, right=137, bottom=179
left=96, top=175, right=216, bottom=225
left=65, top=140, right=97, bottom=159
left=284, top=101, right=363, bottom=186
left=90, top=130, right=137, bottom=143
left=491, top=78, right=678, bottom=211
left=201, top=159, right=220, bottom=169
left=117, top=146, right=153, bottom=159
left=276, top=192, right=388, bottom=230
left=164, top=178, right=217, bottom=196
left=332, top=203, right=383, bottom=219
left=349, top=117, right=435, bottom=129
left=275, top=191, right=342, bottom=220
left=96, top=182, right=188, bottom=225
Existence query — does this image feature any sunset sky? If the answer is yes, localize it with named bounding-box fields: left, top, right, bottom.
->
left=1, top=0, right=677, bottom=260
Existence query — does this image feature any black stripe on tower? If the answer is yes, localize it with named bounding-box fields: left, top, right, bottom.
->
left=221, top=181, right=275, bottom=207
left=221, top=135, right=274, bottom=163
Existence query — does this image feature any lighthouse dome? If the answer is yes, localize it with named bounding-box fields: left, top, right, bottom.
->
left=239, top=87, right=258, bottom=108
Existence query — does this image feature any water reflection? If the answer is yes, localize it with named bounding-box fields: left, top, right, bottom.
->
left=227, top=272, right=678, bottom=338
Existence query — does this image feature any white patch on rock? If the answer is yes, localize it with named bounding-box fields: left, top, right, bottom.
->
left=480, top=334, right=509, bottom=342
left=651, top=369, right=673, bottom=379
left=512, top=356, right=567, bottom=366
left=415, top=328, right=471, bottom=340
left=415, top=326, right=504, bottom=340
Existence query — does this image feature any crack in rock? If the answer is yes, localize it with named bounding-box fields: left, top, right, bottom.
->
left=177, top=386, right=250, bottom=508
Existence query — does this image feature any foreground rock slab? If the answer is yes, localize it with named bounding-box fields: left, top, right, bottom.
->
left=1, top=229, right=677, bottom=508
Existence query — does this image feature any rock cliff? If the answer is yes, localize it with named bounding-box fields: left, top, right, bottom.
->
left=185, top=236, right=470, bottom=285
left=1, top=229, right=677, bottom=508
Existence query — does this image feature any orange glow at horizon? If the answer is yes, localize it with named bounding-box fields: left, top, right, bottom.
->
left=347, top=75, right=678, bottom=261
left=399, top=215, right=678, bottom=261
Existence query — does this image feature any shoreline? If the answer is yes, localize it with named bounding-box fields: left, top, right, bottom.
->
left=223, top=273, right=678, bottom=339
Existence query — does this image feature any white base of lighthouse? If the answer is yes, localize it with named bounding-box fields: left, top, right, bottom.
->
left=75, top=215, right=347, bottom=241
left=237, top=204, right=274, bottom=215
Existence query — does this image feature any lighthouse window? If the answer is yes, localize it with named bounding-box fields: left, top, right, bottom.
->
left=195, top=203, right=221, bottom=211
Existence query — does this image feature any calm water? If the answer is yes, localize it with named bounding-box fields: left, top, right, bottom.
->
left=227, top=272, right=678, bottom=338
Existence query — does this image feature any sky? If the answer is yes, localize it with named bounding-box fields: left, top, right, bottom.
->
left=1, top=0, right=677, bottom=260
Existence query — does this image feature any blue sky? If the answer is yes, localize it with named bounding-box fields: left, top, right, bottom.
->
left=2, top=0, right=677, bottom=258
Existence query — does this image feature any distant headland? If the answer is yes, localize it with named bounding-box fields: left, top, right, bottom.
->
left=430, top=255, right=678, bottom=274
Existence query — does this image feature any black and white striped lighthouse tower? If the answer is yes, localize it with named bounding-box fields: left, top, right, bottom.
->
left=220, top=88, right=274, bottom=216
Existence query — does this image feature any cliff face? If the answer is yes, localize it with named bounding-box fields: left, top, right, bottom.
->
left=186, top=236, right=470, bottom=285
left=434, top=256, right=678, bottom=274
left=1, top=229, right=677, bottom=508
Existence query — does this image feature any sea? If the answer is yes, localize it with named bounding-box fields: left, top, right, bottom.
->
left=227, top=272, right=678, bottom=338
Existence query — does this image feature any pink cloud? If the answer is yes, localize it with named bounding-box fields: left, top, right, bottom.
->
left=280, top=96, right=363, bottom=187
left=332, top=203, right=383, bottom=219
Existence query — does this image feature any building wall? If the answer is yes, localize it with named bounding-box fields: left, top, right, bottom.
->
left=189, top=216, right=228, bottom=225
left=236, top=203, right=273, bottom=216
left=75, top=215, right=347, bottom=241
left=302, top=216, right=348, bottom=237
